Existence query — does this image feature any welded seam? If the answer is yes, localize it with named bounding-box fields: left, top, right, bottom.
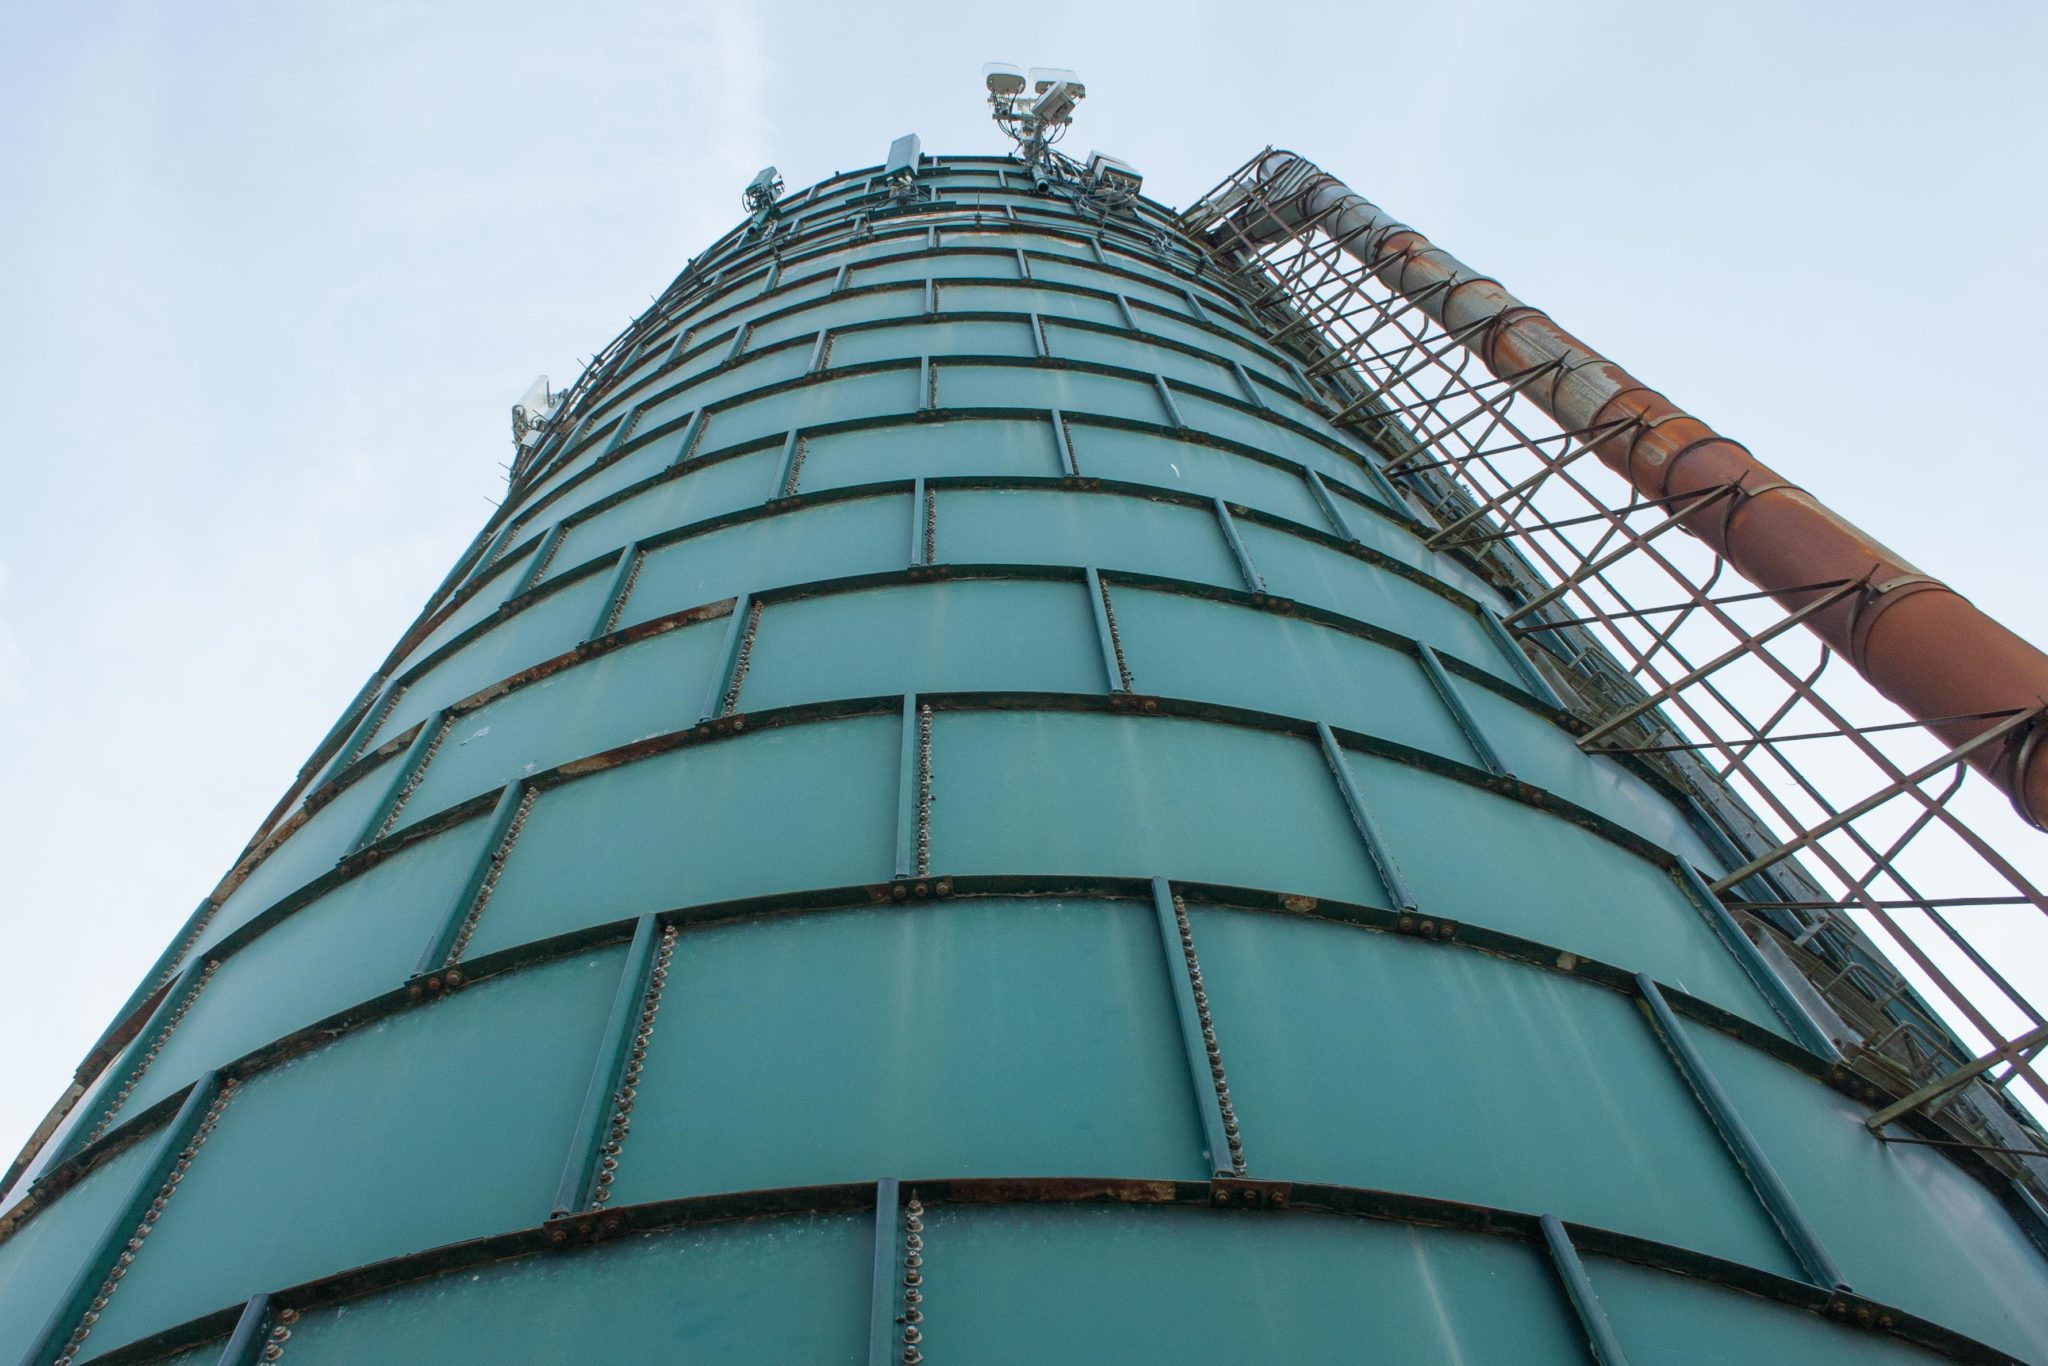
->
left=55, top=1083, right=236, bottom=1366
left=1096, top=578, right=1134, bottom=692
left=720, top=602, right=764, bottom=716
left=1173, top=894, right=1246, bottom=1174
left=900, top=1194, right=927, bottom=1364
left=591, top=924, right=677, bottom=1209
left=444, top=789, right=538, bottom=966
left=375, top=715, right=453, bottom=840
left=86, top=963, right=218, bottom=1146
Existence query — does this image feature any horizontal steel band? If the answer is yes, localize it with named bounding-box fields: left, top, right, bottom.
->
left=74, top=1175, right=2008, bottom=1366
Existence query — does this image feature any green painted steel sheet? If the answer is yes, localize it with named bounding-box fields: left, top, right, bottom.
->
left=373, top=571, right=611, bottom=745
left=700, top=369, right=919, bottom=450
left=1340, top=748, right=1783, bottom=1032
left=85, top=950, right=624, bottom=1349
left=274, top=1217, right=870, bottom=1365
left=467, top=714, right=897, bottom=955
left=111, top=818, right=490, bottom=1121
left=1187, top=906, right=1799, bottom=1272
left=1455, top=679, right=1726, bottom=871
left=395, top=619, right=726, bottom=826
left=798, top=418, right=1064, bottom=491
left=739, top=580, right=1103, bottom=711
left=0, top=1129, right=170, bottom=1363
left=1587, top=1254, right=1947, bottom=1364
left=929, top=711, right=1386, bottom=904
left=616, top=494, right=912, bottom=630
left=1232, top=520, right=1513, bottom=681
left=1069, top=424, right=1328, bottom=527
left=916, top=1204, right=1584, bottom=1364
left=193, top=756, right=401, bottom=955
left=611, top=899, right=1205, bottom=1200
left=547, top=448, right=777, bottom=574
left=1688, top=1023, right=2048, bottom=1362
left=1108, top=586, right=1480, bottom=763
left=935, top=487, right=1242, bottom=587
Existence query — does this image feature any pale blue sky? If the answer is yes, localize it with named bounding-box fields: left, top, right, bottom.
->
left=3, top=1, right=2045, bottom=1149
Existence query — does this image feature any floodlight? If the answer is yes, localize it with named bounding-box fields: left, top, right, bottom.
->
left=983, top=62, right=1025, bottom=97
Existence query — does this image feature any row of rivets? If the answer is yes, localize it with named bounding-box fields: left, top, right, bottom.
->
left=599, top=553, right=644, bottom=637
left=721, top=601, right=764, bottom=716
left=350, top=684, right=408, bottom=763
left=443, top=789, right=538, bottom=968
left=375, top=715, right=453, bottom=840
left=921, top=487, right=938, bottom=565
left=87, top=961, right=220, bottom=1145
left=779, top=436, right=810, bottom=497
left=56, top=1083, right=236, bottom=1366
left=915, top=704, right=934, bottom=878
left=1173, top=894, right=1246, bottom=1175
left=900, top=1195, right=926, bottom=1365
left=1096, top=577, right=1134, bottom=692
left=152, top=908, right=220, bottom=995
left=261, top=1307, right=300, bottom=1362
left=592, top=924, right=677, bottom=1206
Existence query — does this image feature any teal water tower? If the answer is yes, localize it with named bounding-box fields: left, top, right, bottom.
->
left=4, top=84, right=2047, bottom=1366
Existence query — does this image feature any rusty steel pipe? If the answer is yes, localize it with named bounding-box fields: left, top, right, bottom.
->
left=1236, top=152, right=2048, bottom=827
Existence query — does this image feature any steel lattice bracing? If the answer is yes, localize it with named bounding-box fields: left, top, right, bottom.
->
left=1183, top=151, right=2048, bottom=1173
left=3, top=154, right=2047, bottom=1365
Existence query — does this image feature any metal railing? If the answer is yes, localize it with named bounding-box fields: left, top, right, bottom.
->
left=1183, top=151, right=2048, bottom=1180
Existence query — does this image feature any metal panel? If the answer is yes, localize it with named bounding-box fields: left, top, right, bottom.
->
left=918, top=1204, right=1585, bottom=1364
left=547, top=448, right=779, bottom=572
left=610, top=899, right=1206, bottom=1199
left=194, top=758, right=401, bottom=954
left=463, top=715, right=898, bottom=956
left=1342, top=746, right=1784, bottom=1031
left=936, top=488, right=1242, bottom=587
left=395, top=620, right=726, bottom=826
left=1107, top=586, right=1479, bottom=763
left=739, top=581, right=1102, bottom=711
left=1687, top=1024, right=2048, bottom=1362
left=797, top=419, right=1064, bottom=490
left=929, top=711, right=1387, bottom=904
left=108, top=820, right=491, bottom=1121
left=1189, top=905, right=1798, bottom=1270
left=1068, top=425, right=1326, bottom=527
left=0, top=1130, right=170, bottom=1363
left=83, top=950, right=624, bottom=1349
left=1230, top=520, right=1516, bottom=681
left=369, top=573, right=612, bottom=747
left=273, top=1217, right=870, bottom=1364
left=701, top=370, right=920, bottom=449
left=1588, top=1254, right=1948, bottom=1365
left=615, top=495, right=914, bottom=630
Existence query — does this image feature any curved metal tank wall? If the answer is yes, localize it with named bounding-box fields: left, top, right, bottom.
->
left=5, top=156, right=2047, bottom=1366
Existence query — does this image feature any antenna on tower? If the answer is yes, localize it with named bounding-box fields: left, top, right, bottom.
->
left=984, top=62, right=1085, bottom=187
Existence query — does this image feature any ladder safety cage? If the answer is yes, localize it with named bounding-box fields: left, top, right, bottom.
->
left=1182, top=149, right=2048, bottom=1186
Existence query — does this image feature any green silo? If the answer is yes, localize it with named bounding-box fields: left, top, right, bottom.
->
left=4, top=143, right=2046, bottom=1366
